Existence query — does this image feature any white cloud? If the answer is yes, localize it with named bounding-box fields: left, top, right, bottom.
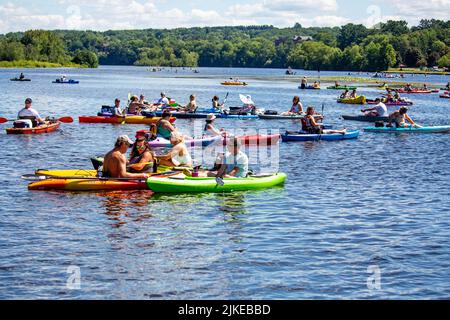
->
left=375, top=0, right=450, bottom=24
left=0, top=0, right=382, bottom=33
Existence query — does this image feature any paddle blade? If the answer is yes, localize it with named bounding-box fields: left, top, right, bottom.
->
left=58, top=116, right=73, bottom=123
left=0, top=117, right=8, bottom=124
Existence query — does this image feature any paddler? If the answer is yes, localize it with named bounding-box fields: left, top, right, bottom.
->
left=203, top=113, right=226, bottom=137
left=361, top=98, right=388, bottom=117
left=349, top=89, right=357, bottom=98
left=113, top=98, right=124, bottom=116
left=156, top=132, right=192, bottom=167
left=185, top=137, right=249, bottom=178
left=102, top=135, right=149, bottom=179
left=183, top=94, right=197, bottom=113
left=387, top=107, right=422, bottom=128
left=18, top=98, right=45, bottom=126
left=300, top=76, right=307, bottom=89
left=302, top=106, right=346, bottom=134
left=19, top=72, right=25, bottom=80
left=283, top=96, right=303, bottom=115
left=128, top=95, right=145, bottom=115
left=156, top=110, right=176, bottom=139
left=212, top=96, right=224, bottom=110
left=340, top=90, right=350, bottom=99
left=156, top=92, right=170, bottom=107
left=128, top=135, right=156, bottom=173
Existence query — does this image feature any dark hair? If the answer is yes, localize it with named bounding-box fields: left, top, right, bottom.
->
left=293, top=96, right=300, bottom=103
left=162, top=110, right=172, bottom=118
left=130, top=138, right=151, bottom=159
left=399, top=107, right=408, bottom=114
left=306, top=106, right=315, bottom=115
left=115, top=98, right=120, bottom=103
left=212, top=96, right=219, bottom=101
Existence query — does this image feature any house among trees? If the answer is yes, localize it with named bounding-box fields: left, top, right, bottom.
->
left=293, top=35, right=313, bottom=43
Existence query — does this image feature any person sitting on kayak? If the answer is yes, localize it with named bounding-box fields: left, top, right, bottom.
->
left=157, top=132, right=192, bottom=167
left=300, top=76, right=307, bottom=89
left=334, top=81, right=340, bottom=88
left=349, top=89, right=357, bottom=98
left=188, top=137, right=249, bottom=178
left=155, top=92, right=170, bottom=107
left=387, top=107, right=422, bottom=128
left=112, top=98, right=124, bottom=117
left=361, top=98, right=388, bottom=117
left=183, top=94, right=197, bottom=113
left=212, top=96, right=224, bottom=110
left=102, top=135, right=149, bottom=179
left=340, top=90, right=350, bottom=99
left=445, top=82, right=450, bottom=90
left=19, top=73, right=25, bottom=80
left=393, top=90, right=401, bottom=101
left=302, top=106, right=346, bottom=135
left=139, top=94, right=149, bottom=105
left=204, top=113, right=226, bottom=137
left=313, top=81, right=320, bottom=89
left=128, top=96, right=145, bottom=115
left=405, top=83, right=413, bottom=92
left=385, top=92, right=394, bottom=103
left=423, top=84, right=428, bottom=90
left=156, top=110, right=176, bottom=139
left=128, top=135, right=156, bottom=173
left=18, top=98, right=45, bottom=126
left=283, top=96, right=303, bottom=115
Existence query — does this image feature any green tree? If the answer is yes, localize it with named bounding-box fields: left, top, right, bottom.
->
left=72, top=49, right=99, bottom=67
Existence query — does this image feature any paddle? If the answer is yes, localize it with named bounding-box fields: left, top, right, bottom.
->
left=0, top=116, right=73, bottom=124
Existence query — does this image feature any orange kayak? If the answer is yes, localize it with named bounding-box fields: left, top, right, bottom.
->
left=6, top=122, right=60, bottom=134
left=28, top=178, right=148, bottom=191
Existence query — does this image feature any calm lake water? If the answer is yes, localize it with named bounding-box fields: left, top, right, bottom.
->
left=0, top=66, right=449, bottom=299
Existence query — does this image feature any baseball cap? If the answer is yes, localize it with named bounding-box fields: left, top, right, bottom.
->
left=25, top=98, right=32, bottom=104
left=116, top=135, right=134, bottom=146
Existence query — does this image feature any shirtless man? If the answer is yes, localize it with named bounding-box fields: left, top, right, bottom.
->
left=102, top=135, right=150, bottom=179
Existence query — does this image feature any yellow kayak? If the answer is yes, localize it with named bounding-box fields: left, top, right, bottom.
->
left=35, top=165, right=176, bottom=178
left=337, top=96, right=367, bottom=104
left=221, top=81, right=248, bottom=86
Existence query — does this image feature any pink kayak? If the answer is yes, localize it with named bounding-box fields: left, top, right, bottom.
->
left=367, top=100, right=413, bottom=106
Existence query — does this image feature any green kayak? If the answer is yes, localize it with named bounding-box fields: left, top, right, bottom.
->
left=146, top=173, right=287, bottom=193
left=327, top=86, right=357, bottom=90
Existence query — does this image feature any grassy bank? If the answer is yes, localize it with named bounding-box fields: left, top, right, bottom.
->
left=384, top=68, right=450, bottom=75
left=0, top=60, right=83, bottom=68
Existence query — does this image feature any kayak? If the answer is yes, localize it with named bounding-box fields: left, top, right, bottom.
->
left=367, top=100, right=413, bottom=106
left=327, top=86, right=357, bottom=90
left=79, top=116, right=176, bottom=125
left=258, top=113, right=323, bottom=120
left=298, top=86, right=320, bottom=90
left=6, top=122, right=60, bottom=134
left=135, top=130, right=280, bottom=147
left=146, top=173, right=287, bottom=193
left=281, top=130, right=360, bottom=142
left=397, top=89, right=432, bottom=94
left=135, top=131, right=222, bottom=148
left=10, top=78, right=31, bottom=82
left=28, top=178, right=148, bottom=191
left=221, top=81, right=248, bottom=86
left=440, top=94, right=450, bottom=99
left=35, top=169, right=97, bottom=177
left=364, top=125, right=450, bottom=134
left=220, top=114, right=259, bottom=119
left=337, top=96, right=366, bottom=104
left=52, top=80, right=79, bottom=84
left=342, top=115, right=388, bottom=122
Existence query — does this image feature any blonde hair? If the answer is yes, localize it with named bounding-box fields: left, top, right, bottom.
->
left=170, top=131, right=184, bottom=144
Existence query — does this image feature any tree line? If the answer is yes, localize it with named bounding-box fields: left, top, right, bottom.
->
left=0, top=19, right=449, bottom=71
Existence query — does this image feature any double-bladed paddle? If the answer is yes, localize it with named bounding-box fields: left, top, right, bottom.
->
left=0, top=116, right=73, bottom=124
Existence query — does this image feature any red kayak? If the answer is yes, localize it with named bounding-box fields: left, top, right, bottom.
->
left=6, top=122, right=60, bottom=134
left=79, top=116, right=176, bottom=125
left=398, top=89, right=432, bottom=94
left=231, top=134, right=280, bottom=146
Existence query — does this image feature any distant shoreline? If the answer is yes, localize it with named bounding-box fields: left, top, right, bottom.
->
left=0, top=60, right=85, bottom=69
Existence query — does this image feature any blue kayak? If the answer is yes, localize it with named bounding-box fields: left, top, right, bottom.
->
left=281, top=130, right=359, bottom=142
left=52, top=79, right=79, bottom=84
left=364, top=125, right=450, bottom=134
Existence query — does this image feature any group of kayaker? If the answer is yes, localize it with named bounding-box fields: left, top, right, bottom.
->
left=340, top=89, right=358, bottom=99
left=299, top=77, right=320, bottom=89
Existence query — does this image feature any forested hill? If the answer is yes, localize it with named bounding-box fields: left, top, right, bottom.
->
left=1, top=20, right=449, bottom=71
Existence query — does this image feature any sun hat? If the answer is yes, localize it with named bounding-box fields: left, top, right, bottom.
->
left=206, top=113, right=216, bottom=121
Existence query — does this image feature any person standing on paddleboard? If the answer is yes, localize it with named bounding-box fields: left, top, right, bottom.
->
left=102, top=135, right=150, bottom=179
left=18, top=98, right=45, bottom=126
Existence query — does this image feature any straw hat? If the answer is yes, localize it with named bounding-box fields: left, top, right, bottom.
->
left=207, top=113, right=216, bottom=121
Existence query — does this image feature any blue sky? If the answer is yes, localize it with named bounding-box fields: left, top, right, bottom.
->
left=0, top=0, right=449, bottom=33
